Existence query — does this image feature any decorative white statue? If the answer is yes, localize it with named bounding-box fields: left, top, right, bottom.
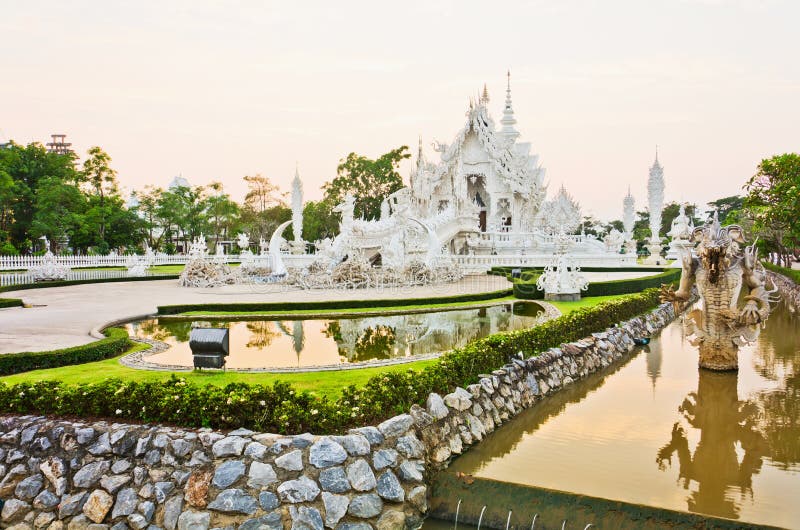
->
left=666, top=203, right=695, bottom=261
left=236, top=233, right=250, bottom=252
left=536, top=253, right=588, bottom=301
left=603, top=229, right=625, bottom=253
left=28, top=236, right=70, bottom=281
left=188, top=235, right=208, bottom=258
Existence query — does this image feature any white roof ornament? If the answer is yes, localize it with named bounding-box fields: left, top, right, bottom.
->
left=501, top=70, right=519, bottom=141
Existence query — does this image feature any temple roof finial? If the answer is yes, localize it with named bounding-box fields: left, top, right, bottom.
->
left=501, top=70, right=519, bottom=140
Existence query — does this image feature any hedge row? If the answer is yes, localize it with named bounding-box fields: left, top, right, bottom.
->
left=157, top=288, right=514, bottom=315
left=0, top=298, right=23, bottom=309
left=0, top=288, right=664, bottom=434
left=763, top=261, right=800, bottom=284
left=0, top=328, right=132, bottom=376
left=0, top=274, right=180, bottom=293
left=511, top=268, right=681, bottom=299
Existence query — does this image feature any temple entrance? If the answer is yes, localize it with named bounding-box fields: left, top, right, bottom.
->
left=479, top=211, right=487, bottom=232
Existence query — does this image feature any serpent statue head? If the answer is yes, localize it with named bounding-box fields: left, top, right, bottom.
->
left=690, top=212, right=746, bottom=284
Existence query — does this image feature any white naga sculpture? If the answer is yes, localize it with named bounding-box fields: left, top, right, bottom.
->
left=662, top=213, right=776, bottom=371
left=644, top=152, right=666, bottom=264
left=28, top=236, right=70, bottom=281
left=603, top=229, right=626, bottom=254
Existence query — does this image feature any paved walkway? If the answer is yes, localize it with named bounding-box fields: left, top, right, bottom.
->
left=0, top=275, right=509, bottom=354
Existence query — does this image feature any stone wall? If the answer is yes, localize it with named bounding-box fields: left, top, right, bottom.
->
left=768, top=270, right=800, bottom=310
left=0, top=417, right=427, bottom=530
left=0, top=303, right=679, bottom=530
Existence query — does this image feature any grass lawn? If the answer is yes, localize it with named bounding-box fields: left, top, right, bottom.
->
left=0, top=341, right=439, bottom=400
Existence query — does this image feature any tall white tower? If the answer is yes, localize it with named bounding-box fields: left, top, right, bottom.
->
left=623, top=187, right=635, bottom=238
left=645, top=149, right=666, bottom=263
left=290, top=165, right=304, bottom=253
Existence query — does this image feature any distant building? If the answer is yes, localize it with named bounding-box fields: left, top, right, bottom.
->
left=46, top=134, right=73, bottom=155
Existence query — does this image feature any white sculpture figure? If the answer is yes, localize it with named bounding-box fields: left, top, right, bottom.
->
left=290, top=166, right=305, bottom=254
left=623, top=187, right=636, bottom=254
left=188, top=235, right=208, bottom=258
left=28, top=236, right=70, bottom=281
left=258, top=237, right=269, bottom=255
left=269, top=220, right=292, bottom=276
left=645, top=150, right=666, bottom=264
left=334, top=194, right=356, bottom=235
left=666, top=203, right=695, bottom=261
left=603, top=229, right=625, bottom=253
left=236, top=233, right=250, bottom=252
left=127, top=243, right=155, bottom=276
left=536, top=253, right=588, bottom=301
left=212, top=242, right=227, bottom=265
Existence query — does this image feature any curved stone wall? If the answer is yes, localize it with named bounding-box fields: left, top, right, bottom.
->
left=0, top=303, right=679, bottom=529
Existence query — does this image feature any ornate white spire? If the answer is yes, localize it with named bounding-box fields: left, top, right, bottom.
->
left=291, top=164, right=303, bottom=243
left=500, top=70, right=519, bottom=141
left=623, top=186, right=635, bottom=237
left=647, top=150, right=665, bottom=244
left=480, top=83, right=490, bottom=106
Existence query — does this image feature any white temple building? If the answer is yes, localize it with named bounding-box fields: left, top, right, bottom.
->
left=281, top=74, right=635, bottom=272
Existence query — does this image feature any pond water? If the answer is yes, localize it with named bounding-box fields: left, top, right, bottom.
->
left=444, top=302, right=800, bottom=529
left=127, top=302, right=545, bottom=370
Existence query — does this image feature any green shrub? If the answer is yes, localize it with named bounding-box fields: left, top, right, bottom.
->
left=0, top=327, right=131, bottom=376
left=0, top=298, right=23, bottom=309
left=763, top=261, right=800, bottom=284
left=157, top=289, right=514, bottom=315
left=0, top=289, right=664, bottom=434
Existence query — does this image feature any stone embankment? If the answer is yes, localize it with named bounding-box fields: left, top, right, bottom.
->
left=0, top=302, right=679, bottom=529
left=768, top=270, right=800, bottom=310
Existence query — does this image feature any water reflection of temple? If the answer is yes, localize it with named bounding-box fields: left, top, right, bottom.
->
left=656, top=371, right=766, bottom=519
left=327, top=304, right=544, bottom=362
left=645, top=343, right=663, bottom=394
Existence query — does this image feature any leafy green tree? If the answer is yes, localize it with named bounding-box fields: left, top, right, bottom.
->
left=708, top=195, right=744, bottom=225
left=0, top=141, right=78, bottom=250
left=323, top=146, right=410, bottom=221
left=30, top=176, right=87, bottom=252
left=204, top=182, right=241, bottom=248
left=744, top=153, right=800, bottom=266
left=302, top=199, right=339, bottom=243
left=81, top=146, right=119, bottom=242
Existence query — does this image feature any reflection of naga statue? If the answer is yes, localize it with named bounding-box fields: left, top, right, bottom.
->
left=662, top=213, right=776, bottom=370
left=656, top=371, right=765, bottom=519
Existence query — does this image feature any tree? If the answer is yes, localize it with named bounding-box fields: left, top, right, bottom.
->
left=708, top=195, right=744, bottom=225
left=203, top=182, right=241, bottom=247
left=81, top=146, right=119, bottom=242
left=744, top=153, right=800, bottom=266
left=30, top=176, right=87, bottom=253
left=243, top=174, right=283, bottom=213
left=302, top=199, right=339, bottom=243
left=323, top=146, right=410, bottom=220
left=0, top=141, right=78, bottom=251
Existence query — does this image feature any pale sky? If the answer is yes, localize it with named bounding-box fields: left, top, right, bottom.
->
left=2, top=0, right=798, bottom=220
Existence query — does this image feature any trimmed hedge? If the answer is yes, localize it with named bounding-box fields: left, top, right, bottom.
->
left=0, top=274, right=179, bottom=293
left=157, top=289, right=514, bottom=315
left=764, top=261, right=800, bottom=284
left=0, top=298, right=23, bottom=309
left=0, top=327, right=132, bottom=376
left=511, top=268, right=681, bottom=299
left=0, top=288, right=664, bottom=434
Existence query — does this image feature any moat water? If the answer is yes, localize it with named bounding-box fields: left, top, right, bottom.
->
left=435, top=302, right=800, bottom=529
left=127, top=302, right=545, bottom=370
